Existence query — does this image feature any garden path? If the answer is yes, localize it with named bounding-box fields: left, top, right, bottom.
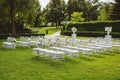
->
left=45, top=30, right=61, bottom=38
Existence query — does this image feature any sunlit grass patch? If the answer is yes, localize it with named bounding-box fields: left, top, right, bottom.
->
left=0, top=40, right=120, bottom=80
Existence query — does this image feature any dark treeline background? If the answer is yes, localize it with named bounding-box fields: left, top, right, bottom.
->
left=0, top=0, right=120, bottom=37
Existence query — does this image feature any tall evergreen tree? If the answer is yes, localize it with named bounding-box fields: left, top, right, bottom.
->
left=43, top=0, right=66, bottom=28
left=67, top=0, right=80, bottom=20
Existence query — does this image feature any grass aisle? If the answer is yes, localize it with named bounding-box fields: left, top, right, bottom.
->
left=0, top=40, right=120, bottom=80
left=33, top=27, right=60, bottom=35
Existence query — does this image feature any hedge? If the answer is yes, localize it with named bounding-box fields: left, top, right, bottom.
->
left=61, top=31, right=120, bottom=38
left=66, top=21, right=120, bottom=32
left=0, top=34, right=45, bottom=39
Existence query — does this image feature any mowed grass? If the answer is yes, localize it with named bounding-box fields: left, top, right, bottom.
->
left=0, top=40, right=120, bottom=80
left=33, top=27, right=60, bottom=35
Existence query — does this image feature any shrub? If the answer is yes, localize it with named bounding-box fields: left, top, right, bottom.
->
left=61, top=31, right=120, bottom=38
left=62, top=25, right=65, bottom=31
left=66, top=21, right=120, bottom=32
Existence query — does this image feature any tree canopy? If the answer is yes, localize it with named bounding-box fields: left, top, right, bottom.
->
left=111, top=0, right=120, bottom=20
left=0, top=0, right=40, bottom=36
left=42, top=0, right=66, bottom=28
left=0, top=0, right=119, bottom=36
left=71, top=12, right=85, bottom=22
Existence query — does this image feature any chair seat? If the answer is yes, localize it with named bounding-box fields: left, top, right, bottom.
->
left=17, top=41, right=30, bottom=47
left=64, top=46, right=92, bottom=55
left=51, top=47, right=79, bottom=53
left=2, top=42, right=15, bottom=49
left=33, top=48, right=65, bottom=60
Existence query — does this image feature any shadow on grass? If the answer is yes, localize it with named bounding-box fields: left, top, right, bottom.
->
left=0, top=46, right=31, bottom=52
left=16, top=47, right=31, bottom=50
left=30, top=56, right=66, bottom=68
left=64, top=56, right=80, bottom=64
left=112, top=50, right=120, bottom=54
left=0, top=47, right=15, bottom=51
left=0, top=47, right=8, bottom=51
left=90, top=54, right=105, bottom=58
left=30, top=56, right=81, bottom=68
left=102, top=52, right=116, bottom=56
left=79, top=55, right=95, bottom=61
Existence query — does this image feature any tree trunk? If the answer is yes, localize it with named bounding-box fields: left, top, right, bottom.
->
left=10, top=4, right=16, bottom=37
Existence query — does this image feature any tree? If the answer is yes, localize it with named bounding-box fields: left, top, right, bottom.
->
left=111, top=0, right=120, bottom=20
left=98, top=8, right=108, bottom=21
left=0, top=0, right=10, bottom=34
left=43, top=0, right=66, bottom=28
left=71, top=12, right=85, bottom=22
left=42, top=8, right=51, bottom=25
left=67, top=0, right=80, bottom=20
left=98, top=3, right=112, bottom=21
left=67, top=0, right=100, bottom=21
left=1, top=0, right=40, bottom=37
left=34, top=7, right=45, bottom=27
left=81, top=0, right=100, bottom=21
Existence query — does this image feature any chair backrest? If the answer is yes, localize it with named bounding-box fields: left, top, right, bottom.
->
left=7, top=37, right=15, bottom=42
left=78, top=39, right=83, bottom=46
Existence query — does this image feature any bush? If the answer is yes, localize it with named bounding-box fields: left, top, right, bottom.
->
left=0, top=34, right=9, bottom=39
left=61, top=31, right=120, bottom=38
left=66, top=21, right=120, bottom=32
left=62, top=24, right=66, bottom=30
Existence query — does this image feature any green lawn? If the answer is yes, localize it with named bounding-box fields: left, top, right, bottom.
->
left=0, top=40, right=120, bottom=80
left=33, top=27, right=60, bottom=35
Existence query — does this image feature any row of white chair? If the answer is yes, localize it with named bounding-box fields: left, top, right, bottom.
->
left=3, top=37, right=120, bottom=51
left=19, top=36, right=44, bottom=41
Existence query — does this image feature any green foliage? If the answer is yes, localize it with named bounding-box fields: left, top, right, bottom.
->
left=0, top=0, right=119, bottom=37
left=63, top=20, right=120, bottom=38
left=34, top=16, right=44, bottom=27
left=0, top=0, right=41, bottom=35
left=71, top=12, right=85, bottom=22
left=42, top=0, right=66, bottom=27
left=66, top=21, right=120, bottom=32
left=111, top=0, right=120, bottom=20
left=61, top=31, right=120, bottom=38
left=98, top=8, right=109, bottom=21
left=67, top=0, right=100, bottom=21
left=0, top=40, right=120, bottom=80
left=98, top=3, right=112, bottom=21
left=62, top=24, right=67, bottom=30
left=67, top=0, right=80, bottom=20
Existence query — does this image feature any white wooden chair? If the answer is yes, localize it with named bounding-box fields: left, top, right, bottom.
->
left=17, top=40, right=30, bottom=47
left=2, top=42, right=16, bottom=49
left=33, top=48, right=65, bottom=60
